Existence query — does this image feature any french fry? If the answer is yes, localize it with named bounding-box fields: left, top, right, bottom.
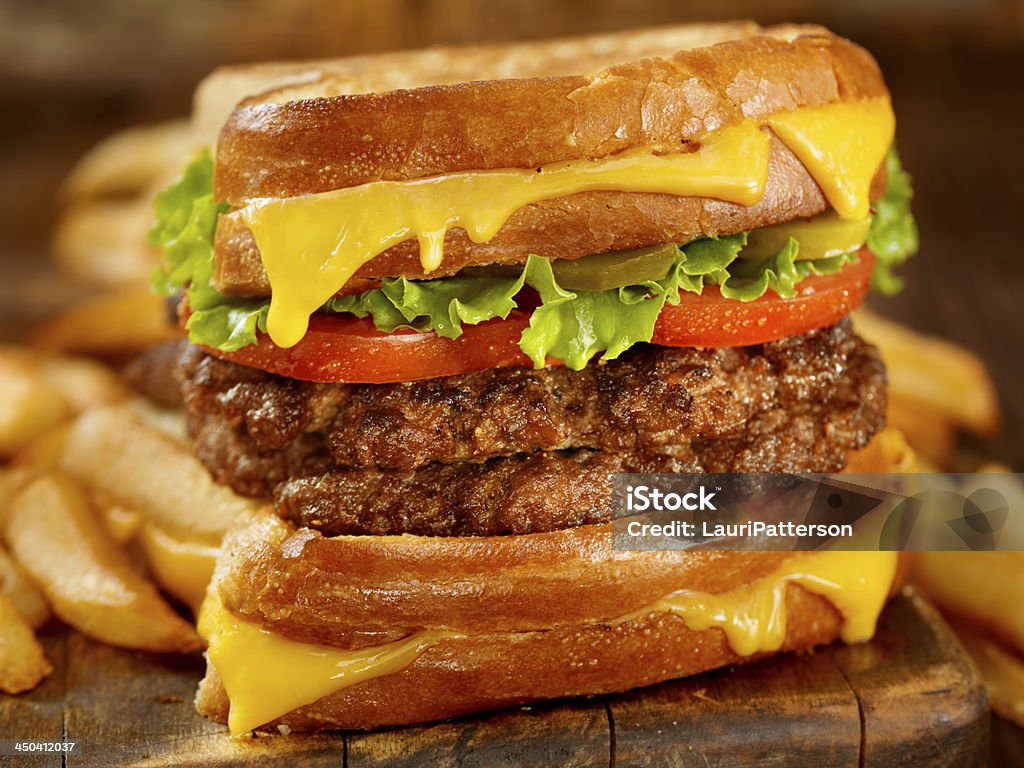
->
left=3, top=473, right=201, bottom=653
left=843, top=427, right=921, bottom=473
left=0, top=351, right=70, bottom=457
left=98, top=502, right=144, bottom=545
left=34, top=355, right=127, bottom=412
left=913, top=552, right=1024, bottom=656
left=31, top=285, right=178, bottom=355
left=0, top=594, right=52, bottom=694
left=122, top=398, right=188, bottom=445
left=139, top=523, right=221, bottom=614
left=887, top=395, right=957, bottom=470
left=14, top=423, right=70, bottom=469
left=854, top=309, right=1000, bottom=437
left=53, top=201, right=156, bottom=286
left=0, top=466, right=36, bottom=524
left=0, top=544, right=51, bottom=629
left=0, top=346, right=130, bottom=464
left=56, top=404, right=256, bottom=543
left=952, top=622, right=1024, bottom=728
left=60, top=119, right=191, bottom=201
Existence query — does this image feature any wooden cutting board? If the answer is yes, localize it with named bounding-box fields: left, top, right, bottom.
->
left=0, top=588, right=989, bottom=768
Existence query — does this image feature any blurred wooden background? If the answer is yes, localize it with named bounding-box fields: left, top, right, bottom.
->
left=0, top=0, right=1023, bottom=467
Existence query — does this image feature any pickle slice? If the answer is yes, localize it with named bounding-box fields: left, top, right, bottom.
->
left=739, top=212, right=871, bottom=261
left=551, top=243, right=678, bottom=291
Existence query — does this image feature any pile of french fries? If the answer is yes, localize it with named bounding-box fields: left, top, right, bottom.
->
left=0, top=123, right=1021, bottom=731
left=852, top=309, right=1024, bottom=727
left=0, top=347, right=256, bottom=694
left=54, top=120, right=192, bottom=288
left=32, top=120, right=190, bottom=357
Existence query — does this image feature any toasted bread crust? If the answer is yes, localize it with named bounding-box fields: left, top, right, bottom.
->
left=197, top=510, right=900, bottom=732
left=194, top=23, right=771, bottom=148
left=211, top=513, right=812, bottom=647
left=214, top=27, right=885, bottom=203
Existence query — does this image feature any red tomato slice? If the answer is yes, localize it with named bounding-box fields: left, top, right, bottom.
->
left=650, top=248, right=875, bottom=348
left=202, top=313, right=537, bottom=383
left=198, top=249, right=874, bottom=383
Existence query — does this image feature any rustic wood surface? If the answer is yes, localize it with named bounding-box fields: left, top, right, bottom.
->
left=0, top=589, right=989, bottom=767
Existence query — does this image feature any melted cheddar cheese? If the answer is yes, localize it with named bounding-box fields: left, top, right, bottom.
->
left=630, top=549, right=897, bottom=656
left=199, top=549, right=897, bottom=734
left=236, top=97, right=895, bottom=348
left=764, top=98, right=895, bottom=221
left=199, top=595, right=460, bottom=735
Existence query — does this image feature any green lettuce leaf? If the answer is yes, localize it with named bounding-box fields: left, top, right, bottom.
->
left=867, top=147, right=919, bottom=294
left=149, top=150, right=269, bottom=352
left=326, top=271, right=526, bottom=338
left=152, top=146, right=917, bottom=368
left=518, top=257, right=667, bottom=369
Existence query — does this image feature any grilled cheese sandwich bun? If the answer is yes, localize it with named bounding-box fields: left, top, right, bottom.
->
left=195, top=510, right=901, bottom=734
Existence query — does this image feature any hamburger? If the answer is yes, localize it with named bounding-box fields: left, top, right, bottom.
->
left=148, top=22, right=918, bottom=733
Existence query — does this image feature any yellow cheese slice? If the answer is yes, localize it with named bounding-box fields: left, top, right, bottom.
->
left=198, top=594, right=459, bottom=735
left=636, top=549, right=897, bottom=655
left=764, top=97, right=895, bottom=220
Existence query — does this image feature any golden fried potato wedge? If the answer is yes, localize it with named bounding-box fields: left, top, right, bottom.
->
left=31, top=285, right=178, bottom=355
left=0, top=594, right=52, bottom=694
left=0, top=346, right=129, bottom=465
left=3, top=473, right=201, bottom=653
left=35, top=355, right=127, bottom=412
left=60, top=120, right=190, bottom=201
left=0, top=544, right=51, bottom=629
left=0, top=466, right=36, bottom=524
left=843, top=427, right=921, bottom=473
left=53, top=201, right=156, bottom=286
left=952, top=622, right=1024, bottom=727
left=854, top=309, right=1000, bottom=437
left=14, top=423, right=70, bottom=470
left=139, top=524, right=221, bottom=614
left=97, top=502, right=143, bottom=545
left=913, top=552, right=1024, bottom=656
left=0, top=352, right=70, bottom=458
left=887, top=395, right=957, bottom=470
left=121, top=398, right=188, bottom=445
left=56, top=404, right=255, bottom=543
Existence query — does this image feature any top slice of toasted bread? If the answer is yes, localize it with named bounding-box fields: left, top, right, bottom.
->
left=193, top=22, right=766, bottom=148
left=206, top=22, right=887, bottom=206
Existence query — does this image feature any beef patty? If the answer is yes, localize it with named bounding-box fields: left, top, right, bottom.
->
left=177, top=318, right=886, bottom=536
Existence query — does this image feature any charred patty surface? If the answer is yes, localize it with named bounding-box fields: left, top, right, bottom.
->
left=177, top=318, right=886, bottom=536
